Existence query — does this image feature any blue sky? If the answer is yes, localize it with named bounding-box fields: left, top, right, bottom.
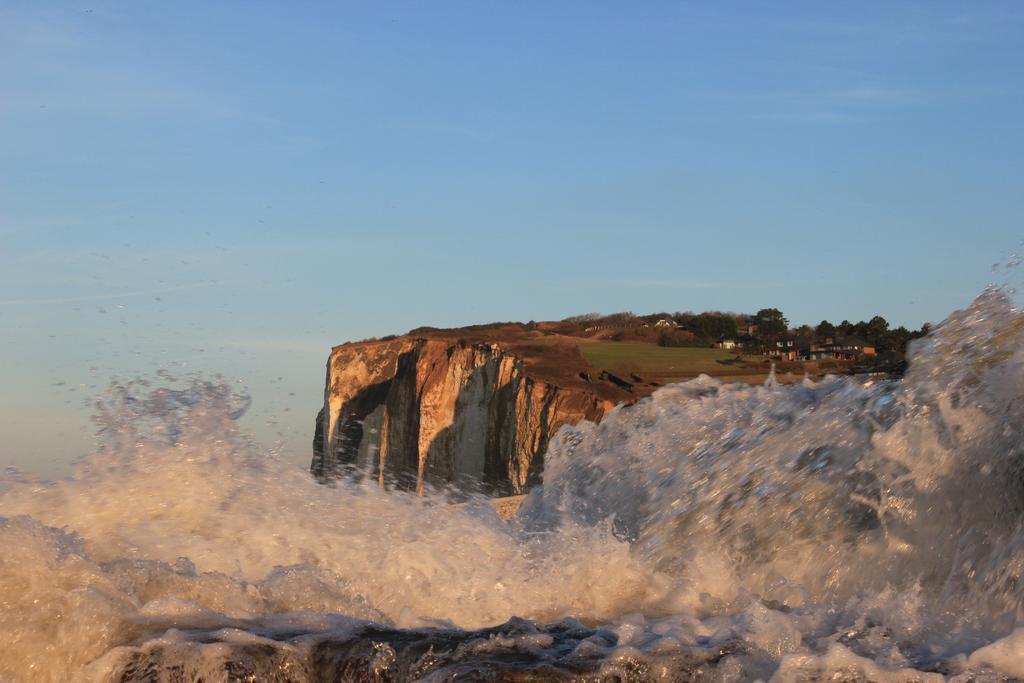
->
left=2, top=2, right=1023, bottom=474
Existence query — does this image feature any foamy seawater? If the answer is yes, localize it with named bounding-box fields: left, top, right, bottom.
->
left=3, top=289, right=1024, bottom=681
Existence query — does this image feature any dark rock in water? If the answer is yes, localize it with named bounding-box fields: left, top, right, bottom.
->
left=310, top=619, right=598, bottom=681
left=108, top=618, right=739, bottom=682
left=112, top=641, right=313, bottom=682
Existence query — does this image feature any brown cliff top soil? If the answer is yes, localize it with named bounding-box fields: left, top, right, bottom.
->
left=334, top=321, right=839, bottom=405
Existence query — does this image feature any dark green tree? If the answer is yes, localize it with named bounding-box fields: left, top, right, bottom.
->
left=880, top=325, right=911, bottom=352
left=866, top=316, right=889, bottom=343
left=754, top=308, right=788, bottom=340
left=794, top=324, right=814, bottom=341
left=816, top=320, right=836, bottom=340
left=690, top=312, right=739, bottom=342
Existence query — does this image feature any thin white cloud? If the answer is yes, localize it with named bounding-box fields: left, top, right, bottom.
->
left=0, top=6, right=237, bottom=120
left=205, top=338, right=331, bottom=354
left=620, top=279, right=792, bottom=290
left=0, top=282, right=218, bottom=307
left=828, top=86, right=926, bottom=105
left=714, top=84, right=1009, bottom=125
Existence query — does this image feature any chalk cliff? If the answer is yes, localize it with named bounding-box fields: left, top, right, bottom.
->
left=311, top=332, right=629, bottom=495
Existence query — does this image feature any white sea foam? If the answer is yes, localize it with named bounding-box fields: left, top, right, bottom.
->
left=2, top=288, right=1024, bottom=680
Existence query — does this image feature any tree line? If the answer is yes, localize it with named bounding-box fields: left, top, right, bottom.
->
left=562, top=309, right=930, bottom=354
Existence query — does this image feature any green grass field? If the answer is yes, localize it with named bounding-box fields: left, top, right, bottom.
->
left=578, top=341, right=758, bottom=378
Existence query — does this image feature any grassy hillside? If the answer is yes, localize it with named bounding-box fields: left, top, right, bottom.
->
left=578, top=341, right=760, bottom=379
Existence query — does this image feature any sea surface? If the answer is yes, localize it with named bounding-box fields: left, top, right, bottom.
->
left=3, top=289, right=1024, bottom=681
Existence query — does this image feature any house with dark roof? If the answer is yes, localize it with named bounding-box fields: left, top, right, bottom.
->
left=761, top=335, right=800, bottom=360
left=804, top=337, right=876, bottom=361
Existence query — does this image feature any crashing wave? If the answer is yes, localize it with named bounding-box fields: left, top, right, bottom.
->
left=2, top=289, right=1024, bottom=680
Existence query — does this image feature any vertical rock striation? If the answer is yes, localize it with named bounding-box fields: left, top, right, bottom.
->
left=311, top=337, right=615, bottom=495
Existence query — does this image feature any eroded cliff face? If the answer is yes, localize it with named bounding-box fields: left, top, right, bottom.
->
left=311, top=338, right=614, bottom=495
